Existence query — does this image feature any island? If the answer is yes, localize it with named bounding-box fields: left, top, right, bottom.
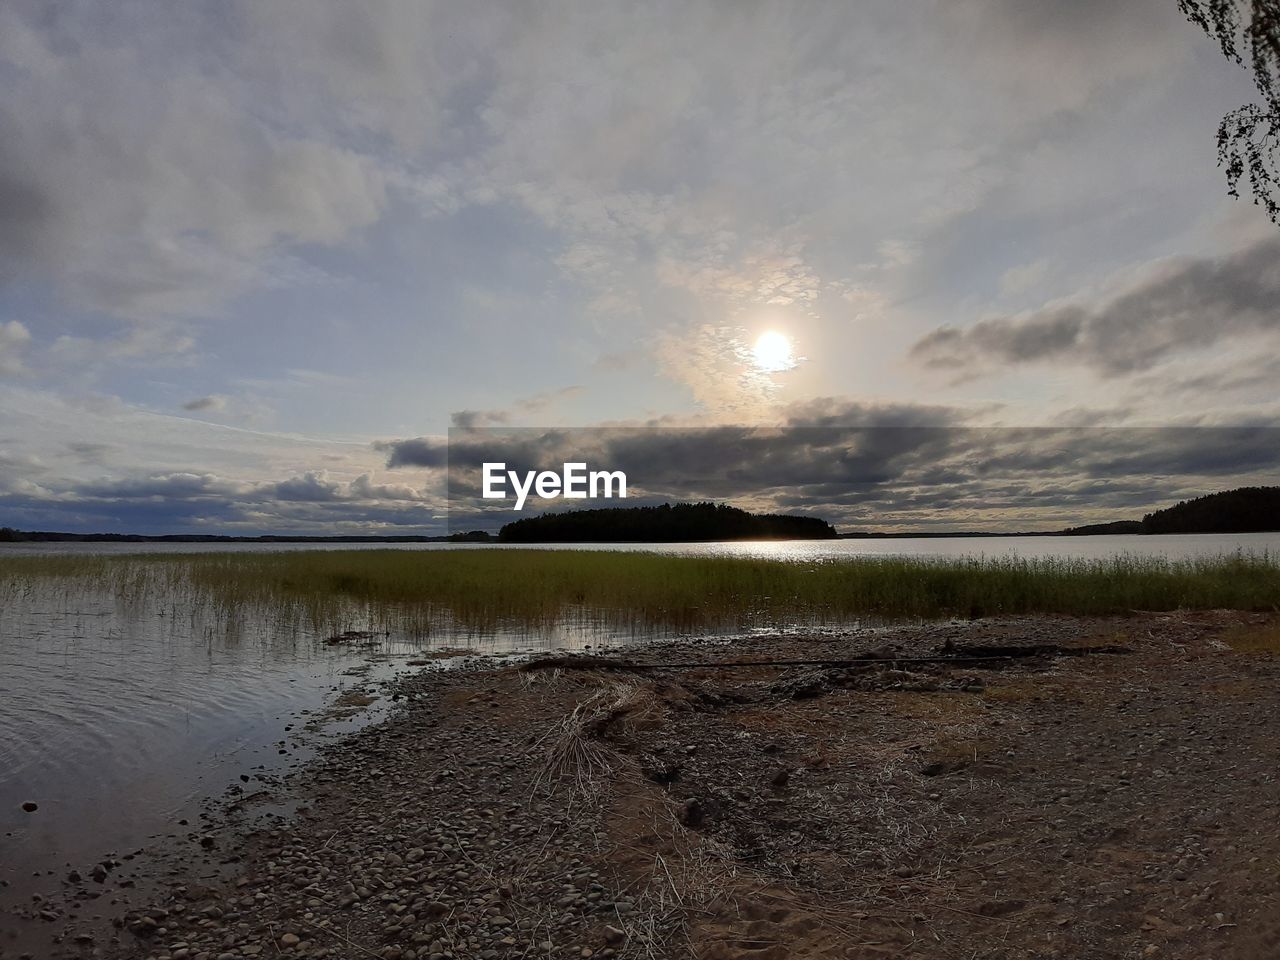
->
left=498, top=501, right=837, bottom=542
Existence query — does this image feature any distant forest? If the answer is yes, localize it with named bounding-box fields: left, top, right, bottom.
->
left=1140, top=487, right=1280, bottom=534
left=498, top=502, right=837, bottom=542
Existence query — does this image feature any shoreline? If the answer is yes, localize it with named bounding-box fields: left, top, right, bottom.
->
left=12, top=611, right=1280, bottom=959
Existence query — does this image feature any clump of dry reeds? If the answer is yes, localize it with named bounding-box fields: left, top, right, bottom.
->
left=532, top=680, right=655, bottom=797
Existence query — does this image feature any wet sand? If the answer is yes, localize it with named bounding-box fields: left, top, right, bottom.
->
left=9, top=611, right=1280, bottom=960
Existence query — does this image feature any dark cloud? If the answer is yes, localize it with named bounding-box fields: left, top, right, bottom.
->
left=780, top=398, right=974, bottom=429
left=432, top=414, right=1280, bottom=533
left=271, top=472, right=342, bottom=502
left=1129, top=352, right=1280, bottom=405
left=66, top=441, right=115, bottom=464
left=0, top=468, right=440, bottom=535
left=446, top=386, right=585, bottom=431
left=182, top=396, right=226, bottom=412
left=418, top=402, right=1280, bottom=520
left=0, top=161, right=52, bottom=266
left=76, top=472, right=247, bottom=501
left=376, top=437, right=448, bottom=468
left=6, top=418, right=1279, bottom=536
left=0, top=487, right=442, bottom=536
left=911, top=238, right=1280, bottom=377
left=450, top=409, right=508, bottom=430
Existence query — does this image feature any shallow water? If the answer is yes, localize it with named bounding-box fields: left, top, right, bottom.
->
left=0, top=580, right=587, bottom=943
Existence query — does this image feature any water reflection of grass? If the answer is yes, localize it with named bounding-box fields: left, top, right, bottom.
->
left=2, top=550, right=1277, bottom=637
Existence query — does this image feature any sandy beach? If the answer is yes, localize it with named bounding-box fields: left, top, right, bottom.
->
left=10, top=610, right=1278, bottom=960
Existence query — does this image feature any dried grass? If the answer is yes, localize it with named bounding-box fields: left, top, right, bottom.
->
left=1222, top=623, right=1280, bottom=653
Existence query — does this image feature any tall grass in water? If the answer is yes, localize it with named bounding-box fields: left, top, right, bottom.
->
left=2, top=550, right=1277, bottom=638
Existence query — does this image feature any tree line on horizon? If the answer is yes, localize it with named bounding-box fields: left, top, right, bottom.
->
left=1138, top=485, right=1280, bottom=534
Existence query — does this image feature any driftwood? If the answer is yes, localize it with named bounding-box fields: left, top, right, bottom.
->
left=518, top=643, right=1129, bottom=673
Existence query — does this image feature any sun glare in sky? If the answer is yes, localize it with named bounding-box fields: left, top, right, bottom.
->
left=751, top=330, right=796, bottom=373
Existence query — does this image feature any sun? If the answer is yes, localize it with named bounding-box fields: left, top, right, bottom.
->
left=751, top=330, right=795, bottom=372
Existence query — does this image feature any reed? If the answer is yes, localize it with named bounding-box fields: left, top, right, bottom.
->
left=2, top=549, right=1277, bottom=637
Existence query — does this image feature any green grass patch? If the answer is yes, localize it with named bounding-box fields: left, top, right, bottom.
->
left=1, top=549, right=1277, bottom=637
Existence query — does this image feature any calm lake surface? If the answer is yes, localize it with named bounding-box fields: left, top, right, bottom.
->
left=4, top=530, right=1280, bottom=559
left=0, top=582, right=430, bottom=943
left=1, top=532, right=1277, bottom=940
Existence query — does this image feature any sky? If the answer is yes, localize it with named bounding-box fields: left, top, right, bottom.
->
left=1, top=0, right=1278, bottom=535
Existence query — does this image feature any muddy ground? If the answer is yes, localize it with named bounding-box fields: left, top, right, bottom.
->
left=11, top=611, right=1280, bottom=960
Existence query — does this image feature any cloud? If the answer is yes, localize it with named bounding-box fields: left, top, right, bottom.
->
left=0, top=464, right=437, bottom=535
left=998, top=258, right=1051, bottom=298
left=519, top=385, right=584, bottom=415
left=0, top=485, right=440, bottom=535
left=76, top=472, right=251, bottom=501
left=348, top=473, right=421, bottom=501
left=0, top=0, right=1231, bottom=412
left=448, top=386, right=585, bottom=431
left=6, top=387, right=1277, bottom=534
left=66, top=441, right=115, bottom=465
left=654, top=324, right=788, bottom=419
left=0, top=446, right=47, bottom=483
left=0, top=384, right=448, bottom=532
left=69, top=468, right=428, bottom=507
left=182, top=395, right=227, bottom=412
left=188, top=4, right=1203, bottom=376
left=1129, top=350, right=1280, bottom=410
left=0, top=0, right=1267, bottom=535
left=450, top=409, right=509, bottom=430
left=412, top=400, right=1280, bottom=532
left=0, top=3, right=389, bottom=325
left=939, top=0, right=1189, bottom=116
left=175, top=392, right=272, bottom=428
left=270, top=471, right=343, bottom=502
left=911, top=237, right=1280, bottom=377
left=48, top=323, right=198, bottom=372
left=0, top=320, right=32, bottom=375
left=376, top=437, right=448, bottom=469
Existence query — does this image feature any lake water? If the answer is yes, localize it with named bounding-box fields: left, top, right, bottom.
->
left=1, top=532, right=1277, bottom=948
left=3, top=531, right=1279, bottom=560
left=0, top=585, right=413, bottom=949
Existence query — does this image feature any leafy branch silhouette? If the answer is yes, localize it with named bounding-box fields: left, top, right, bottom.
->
left=1180, top=0, right=1280, bottom=222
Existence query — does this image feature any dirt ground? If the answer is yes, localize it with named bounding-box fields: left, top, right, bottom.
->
left=18, top=611, right=1280, bottom=960
left=534, top=611, right=1280, bottom=960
